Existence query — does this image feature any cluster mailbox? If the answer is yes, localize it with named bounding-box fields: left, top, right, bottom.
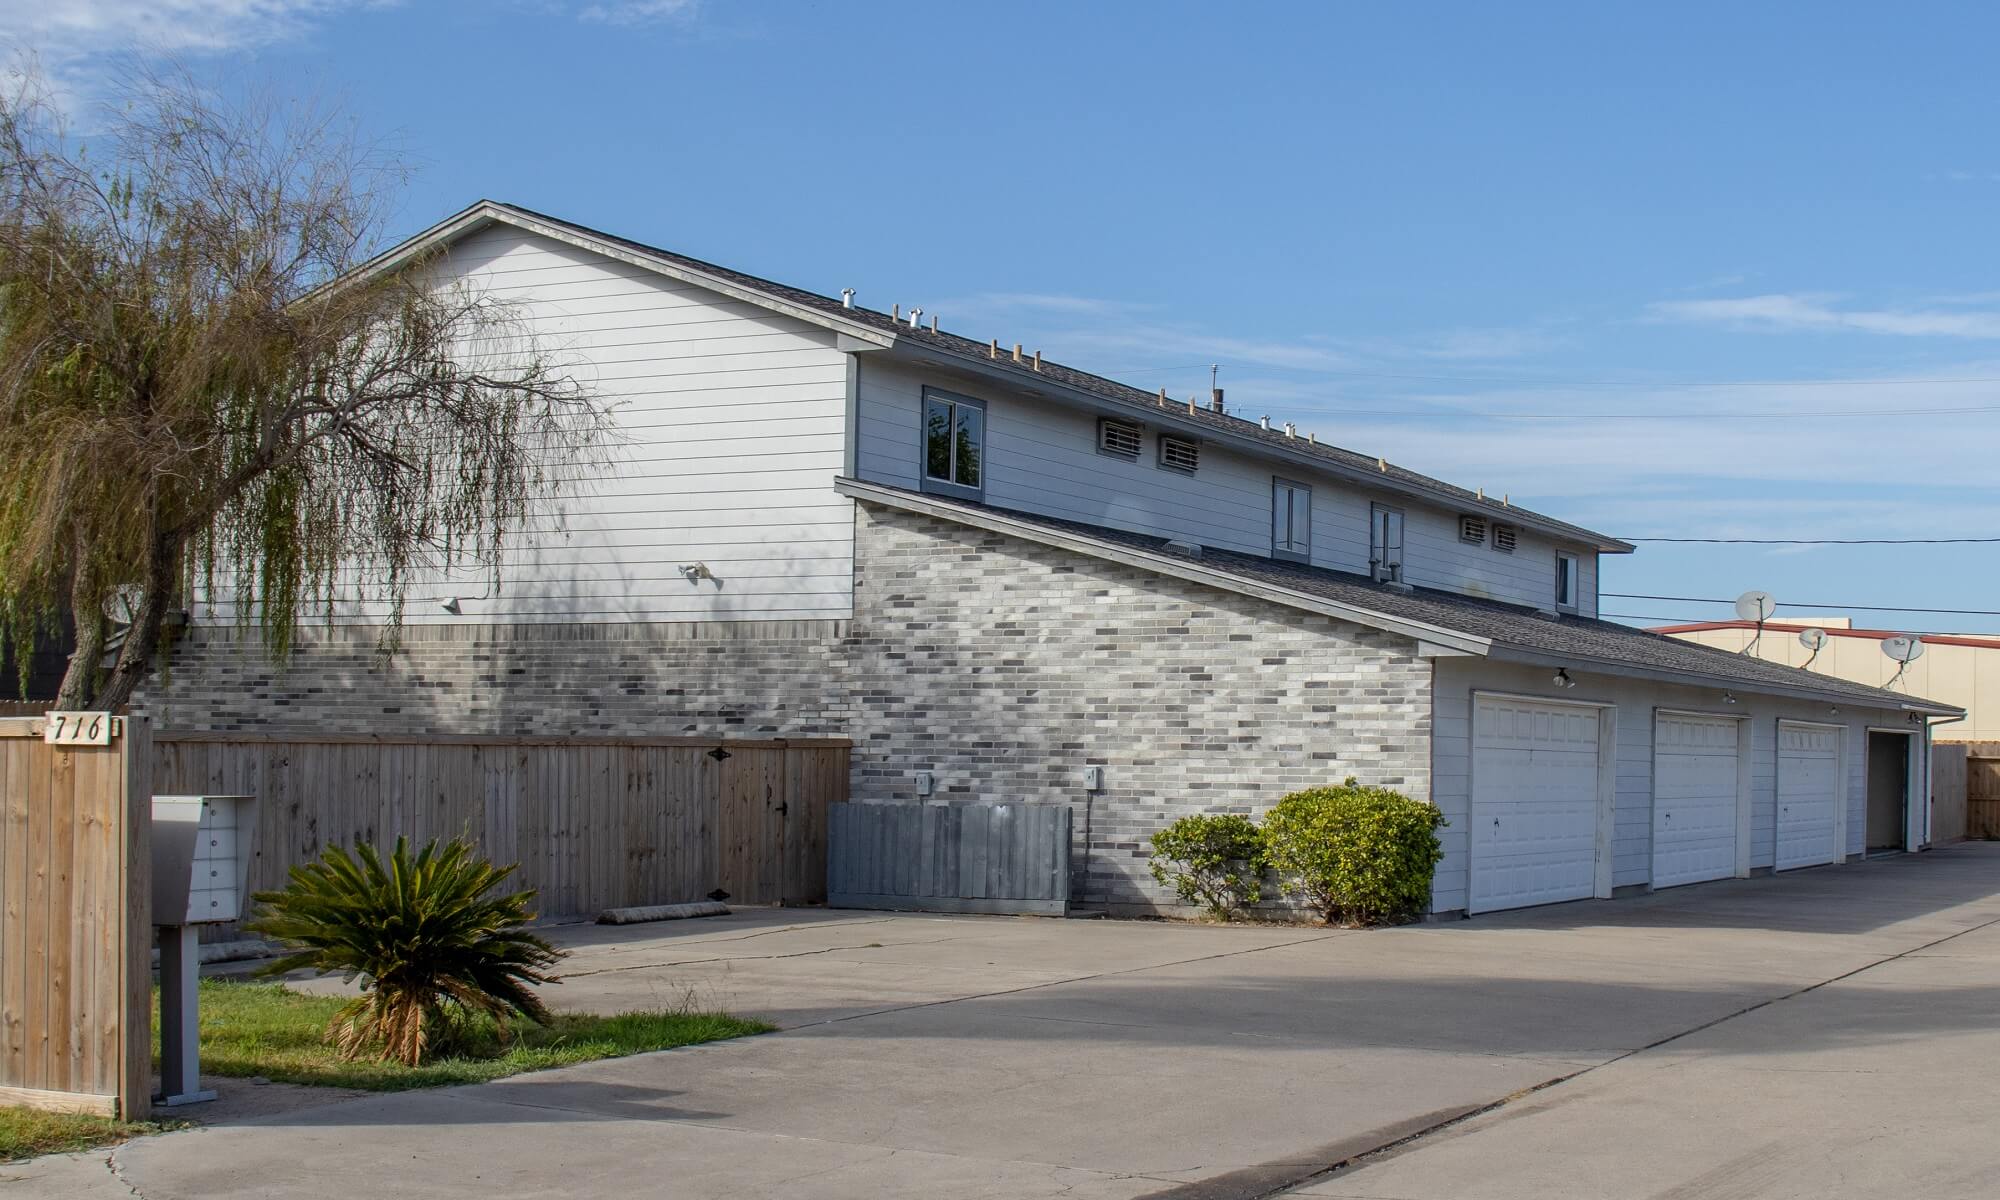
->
left=151, top=794, right=258, bottom=1105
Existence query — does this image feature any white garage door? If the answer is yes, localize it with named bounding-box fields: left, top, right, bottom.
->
left=1471, top=696, right=1603, bottom=914
left=1652, top=714, right=1740, bottom=888
left=1777, top=723, right=1842, bottom=870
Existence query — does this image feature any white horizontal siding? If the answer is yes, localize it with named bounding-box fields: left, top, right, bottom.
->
left=1429, top=657, right=1906, bottom=914
left=854, top=356, right=1600, bottom=611
left=198, top=225, right=854, bottom=627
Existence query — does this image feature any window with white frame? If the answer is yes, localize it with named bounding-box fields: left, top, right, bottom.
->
left=1272, top=478, right=1312, bottom=562
left=922, top=387, right=984, bottom=497
left=1370, top=504, right=1406, bottom=582
left=1555, top=551, right=1580, bottom=612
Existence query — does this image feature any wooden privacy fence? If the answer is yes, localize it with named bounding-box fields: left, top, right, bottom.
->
left=1933, top=743, right=1968, bottom=843
left=0, top=716, right=151, bottom=1119
left=1961, top=742, right=2000, bottom=840
left=152, top=733, right=847, bottom=937
left=828, top=801, right=1072, bottom=916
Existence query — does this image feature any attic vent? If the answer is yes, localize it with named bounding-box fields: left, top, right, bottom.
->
left=1158, top=434, right=1200, bottom=474
left=1099, top=417, right=1142, bottom=459
left=1492, top=523, right=1518, bottom=553
left=1164, top=538, right=1203, bottom=557
left=1459, top=514, right=1487, bottom=544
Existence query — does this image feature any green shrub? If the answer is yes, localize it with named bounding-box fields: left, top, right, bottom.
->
left=1261, top=780, right=1444, bottom=925
left=1148, top=812, right=1268, bottom=919
left=245, top=837, right=563, bottom=1066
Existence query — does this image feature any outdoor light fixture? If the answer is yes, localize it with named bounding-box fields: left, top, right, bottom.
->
left=1553, top=668, right=1575, bottom=689
left=440, top=597, right=463, bottom=615
left=1723, top=691, right=1739, bottom=705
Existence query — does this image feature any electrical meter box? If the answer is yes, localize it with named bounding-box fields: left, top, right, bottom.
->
left=152, top=795, right=258, bottom=926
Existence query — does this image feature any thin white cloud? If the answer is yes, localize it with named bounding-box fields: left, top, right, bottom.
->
left=1649, top=293, right=2000, bottom=339
left=0, top=1, right=368, bottom=58
left=0, top=0, right=386, bottom=111
left=578, top=0, right=698, bottom=25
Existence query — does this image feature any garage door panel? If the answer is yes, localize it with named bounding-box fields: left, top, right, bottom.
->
left=1471, top=697, right=1602, bottom=914
left=1777, top=723, right=1840, bottom=870
left=1653, top=714, right=1740, bottom=889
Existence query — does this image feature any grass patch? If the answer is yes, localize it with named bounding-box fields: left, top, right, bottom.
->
left=0, top=1107, right=172, bottom=1162
left=168, top=979, right=771, bottom=1091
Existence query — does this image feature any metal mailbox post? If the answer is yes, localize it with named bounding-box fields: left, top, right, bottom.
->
left=152, top=794, right=258, bottom=1106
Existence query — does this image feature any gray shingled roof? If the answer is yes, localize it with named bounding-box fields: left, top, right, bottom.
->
left=842, top=481, right=1959, bottom=715
left=484, top=202, right=1629, bottom=553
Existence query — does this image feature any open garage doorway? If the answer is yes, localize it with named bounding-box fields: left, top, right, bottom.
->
left=1866, top=730, right=1912, bottom=854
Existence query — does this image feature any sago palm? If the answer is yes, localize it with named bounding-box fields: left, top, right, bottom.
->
left=246, top=837, right=563, bottom=1066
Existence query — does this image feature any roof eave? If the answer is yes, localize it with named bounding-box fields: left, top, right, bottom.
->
left=836, top=478, right=1493, bottom=655
left=322, top=200, right=902, bottom=349
left=1485, top=642, right=1964, bottom=715
left=883, top=340, right=1633, bottom=554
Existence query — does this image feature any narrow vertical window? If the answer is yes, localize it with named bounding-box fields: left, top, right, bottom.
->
left=921, top=388, right=985, bottom=497
left=1273, top=478, right=1312, bottom=562
left=1370, top=504, right=1405, bottom=583
left=1556, top=551, right=1579, bottom=612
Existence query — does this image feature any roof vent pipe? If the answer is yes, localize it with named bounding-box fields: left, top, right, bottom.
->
left=908, top=308, right=922, bottom=329
left=841, top=288, right=855, bottom=309
left=1260, top=415, right=1271, bottom=431
left=929, top=313, right=938, bottom=333
left=1284, top=421, right=1296, bottom=438
left=892, top=304, right=900, bottom=320
left=1211, top=387, right=1225, bottom=413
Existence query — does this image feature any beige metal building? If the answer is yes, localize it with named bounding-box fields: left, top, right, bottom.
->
left=1656, top=618, right=1997, bottom=741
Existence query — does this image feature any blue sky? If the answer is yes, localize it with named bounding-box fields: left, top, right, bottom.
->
left=14, top=1, right=2000, bottom=632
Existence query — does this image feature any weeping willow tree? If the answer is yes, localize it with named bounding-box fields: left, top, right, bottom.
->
left=0, top=69, right=606, bottom=711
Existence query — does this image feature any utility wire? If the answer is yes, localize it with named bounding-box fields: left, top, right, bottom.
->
left=1616, top=535, right=2000, bottom=545
left=1604, top=612, right=1983, bottom=637
left=1605, top=594, right=2000, bottom=617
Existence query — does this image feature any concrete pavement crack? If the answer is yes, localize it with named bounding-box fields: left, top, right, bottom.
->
left=557, top=935, right=966, bottom=977
left=1135, top=908, right=2000, bottom=1200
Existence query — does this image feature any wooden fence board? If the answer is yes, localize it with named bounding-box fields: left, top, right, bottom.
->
left=0, top=716, right=149, bottom=1118
left=149, top=735, right=847, bottom=936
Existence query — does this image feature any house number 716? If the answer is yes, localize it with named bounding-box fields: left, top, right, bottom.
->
left=42, top=711, right=117, bottom=746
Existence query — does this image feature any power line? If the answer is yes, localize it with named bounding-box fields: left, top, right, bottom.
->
left=1290, top=402, right=2000, bottom=420
left=1606, top=594, right=2000, bottom=617
left=1605, top=611, right=1984, bottom=636
left=1098, top=362, right=2000, bottom=391
left=1617, top=535, right=2000, bottom=545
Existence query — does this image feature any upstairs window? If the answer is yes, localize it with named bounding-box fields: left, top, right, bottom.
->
left=1098, top=417, right=1142, bottom=459
left=1556, top=552, right=1580, bottom=613
left=1273, top=478, right=1312, bottom=562
left=922, top=388, right=984, bottom=497
left=1492, top=523, right=1518, bottom=553
left=1370, top=504, right=1406, bottom=583
left=1158, top=434, right=1200, bottom=474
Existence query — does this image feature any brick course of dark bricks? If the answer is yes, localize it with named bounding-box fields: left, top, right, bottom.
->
left=139, top=500, right=1433, bottom=913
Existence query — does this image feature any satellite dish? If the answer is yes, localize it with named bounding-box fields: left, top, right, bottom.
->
left=1734, top=590, right=1777, bottom=623
left=1882, top=635, right=1925, bottom=664
left=1799, top=628, right=1828, bottom=651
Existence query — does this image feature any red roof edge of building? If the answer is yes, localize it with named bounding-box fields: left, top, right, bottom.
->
left=1650, top=620, right=2000, bottom=652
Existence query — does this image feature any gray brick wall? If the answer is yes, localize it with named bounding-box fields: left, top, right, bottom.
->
left=136, top=619, right=850, bottom=738
left=139, top=500, right=1434, bottom=913
left=843, top=504, right=1432, bottom=913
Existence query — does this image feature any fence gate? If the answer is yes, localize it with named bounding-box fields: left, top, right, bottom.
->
left=0, top=715, right=152, bottom=1119
left=827, top=801, right=1071, bottom=916
left=1965, top=743, right=2000, bottom=840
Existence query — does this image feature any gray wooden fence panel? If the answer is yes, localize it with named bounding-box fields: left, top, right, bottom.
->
left=828, top=801, right=1071, bottom=916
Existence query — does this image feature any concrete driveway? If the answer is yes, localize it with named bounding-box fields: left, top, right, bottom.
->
left=11, top=844, right=2000, bottom=1200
